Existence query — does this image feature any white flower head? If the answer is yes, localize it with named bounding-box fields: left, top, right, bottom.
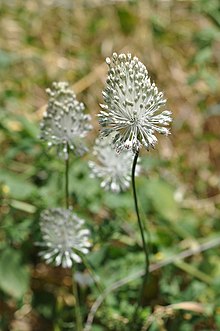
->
left=40, top=82, right=92, bottom=159
left=98, top=53, right=172, bottom=153
left=38, top=208, right=91, bottom=268
left=89, top=136, right=140, bottom=193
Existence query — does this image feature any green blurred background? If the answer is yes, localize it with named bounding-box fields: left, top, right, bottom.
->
left=0, top=0, right=220, bottom=330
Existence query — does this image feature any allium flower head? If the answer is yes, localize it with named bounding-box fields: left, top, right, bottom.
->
left=98, top=53, right=172, bottom=153
left=89, top=136, right=139, bottom=193
left=38, top=208, right=91, bottom=268
left=40, top=82, right=92, bottom=159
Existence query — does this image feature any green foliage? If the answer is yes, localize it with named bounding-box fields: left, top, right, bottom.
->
left=0, top=169, right=36, bottom=200
left=0, top=249, right=30, bottom=299
left=145, top=178, right=179, bottom=221
left=0, top=0, right=220, bottom=330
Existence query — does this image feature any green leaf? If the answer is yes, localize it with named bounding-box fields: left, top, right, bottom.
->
left=146, top=178, right=179, bottom=221
left=0, top=50, right=19, bottom=69
left=103, top=192, right=133, bottom=210
left=88, top=246, right=108, bottom=268
left=10, top=200, right=36, bottom=213
left=3, top=217, right=33, bottom=244
left=0, top=249, right=30, bottom=299
left=194, top=47, right=212, bottom=65
left=92, top=326, right=104, bottom=331
left=117, top=7, right=137, bottom=35
left=14, top=115, right=39, bottom=139
left=0, top=170, right=36, bottom=200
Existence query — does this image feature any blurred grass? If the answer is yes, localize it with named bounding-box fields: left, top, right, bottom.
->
left=0, top=0, right=220, bottom=330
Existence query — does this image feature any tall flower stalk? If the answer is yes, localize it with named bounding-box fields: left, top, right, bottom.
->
left=39, top=82, right=93, bottom=331
left=64, top=148, right=82, bottom=331
left=65, top=145, right=70, bottom=209
left=131, top=151, right=149, bottom=322
left=72, top=265, right=83, bottom=331
left=98, top=53, right=172, bottom=321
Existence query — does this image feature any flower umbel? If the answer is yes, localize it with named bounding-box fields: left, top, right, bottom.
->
left=40, top=82, right=92, bottom=159
left=38, top=208, right=91, bottom=268
left=89, top=136, right=139, bottom=193
left=98, top=53, right=172, bottom=153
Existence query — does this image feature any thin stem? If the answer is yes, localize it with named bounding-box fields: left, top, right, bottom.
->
left=72, top=267, right=83, bottom=331
left=79, top=254, right=104, bottom=294
left=65, top=147, right=69, bottom=209
left=131, top=151, right=149, bottom=322
left=54, top=295, right=62, bottom=331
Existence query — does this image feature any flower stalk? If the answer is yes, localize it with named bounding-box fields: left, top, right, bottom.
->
left=64, top=145, right=82, bottom=331
left=65, top=145, right=70, bottom=209
left=132, top=151, right=149, bottom=267
left=98, top=52, right=172, bottom=326
left=38, top=81, right=95, bottom=331
left=73, top=267, right=83, bottom=331
left=131, top=151, right=149, bottom=322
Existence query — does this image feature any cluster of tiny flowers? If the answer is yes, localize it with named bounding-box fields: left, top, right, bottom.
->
left=40, top=82, right=92, bottom=159
left=89, top=136, right=138, bottom=193
left=98, top=53, right=172, bottom=153
left=38, top=208, right=91, bottom=268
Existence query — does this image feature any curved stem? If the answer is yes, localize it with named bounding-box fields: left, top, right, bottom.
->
left=72, top=267, right=83, bottom=331
left=65, top=148, right=69, bottom=209
left=131, top=151, right=149, bottom=321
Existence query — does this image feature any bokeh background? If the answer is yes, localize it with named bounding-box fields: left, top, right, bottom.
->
left=0, top=0, right=220, bottom=330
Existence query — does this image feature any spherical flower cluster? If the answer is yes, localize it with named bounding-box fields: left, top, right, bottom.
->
left=38, top=208, right=91, bottom=268
left=98, top=53, right=172, bottom=153
left=40, top=82, right=92, bottom=159
left=89, top=136, right=139, bottom=193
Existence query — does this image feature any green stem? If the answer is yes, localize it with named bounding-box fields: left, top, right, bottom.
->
left=65, top=147, right=69, bottom=209
left=54, top=295, right=62, bottom=331
left=131, top=151, right=149, bottom=321
left=80, top=254, right=104, bottom=294
left=72, top=267, right=83, bottom=331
